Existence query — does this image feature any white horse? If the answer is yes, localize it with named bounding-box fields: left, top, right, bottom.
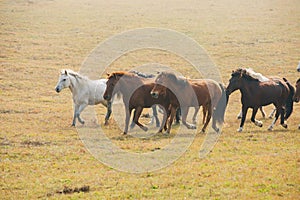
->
left=55, top=69, right=112, bottom=126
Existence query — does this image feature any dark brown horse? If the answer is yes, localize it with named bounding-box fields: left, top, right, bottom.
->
left=226, top=68, right=294, bottom=132
left=103, top=71, right=171, bottom=134
left=151, top=72, right=227, bottom=133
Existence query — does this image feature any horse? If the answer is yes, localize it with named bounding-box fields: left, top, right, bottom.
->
left=103, top=71, right=171, bottom=134
left=150, top=72, right=227, bottom=133
left=293, top=78, right=300, bottom=129
left=226, top=68, right=294, bottom=132
left=236, top=68, right=277, bottom=119
left=129, top=70, right=160, bottom=128
left=55, top=69, right=112, bottom=126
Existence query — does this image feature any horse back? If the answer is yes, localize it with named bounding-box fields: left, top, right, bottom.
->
left=189, top=79, right=222, bottom=106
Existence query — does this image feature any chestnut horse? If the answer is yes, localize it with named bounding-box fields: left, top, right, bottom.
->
left=226, top=68, right=294, bottom=132
left=151, top=72, right=227, bottom=133
left=103, top=72, right=171, bottom=134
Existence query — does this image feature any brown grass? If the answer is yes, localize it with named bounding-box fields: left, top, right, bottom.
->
left=1, top=0, right=299, bottom=199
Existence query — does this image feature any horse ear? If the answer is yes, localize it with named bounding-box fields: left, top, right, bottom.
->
left=65, top=70, right=68, bottom=75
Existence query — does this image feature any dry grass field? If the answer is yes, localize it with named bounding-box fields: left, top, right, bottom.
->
left=1, top=0, right=300, bottom=199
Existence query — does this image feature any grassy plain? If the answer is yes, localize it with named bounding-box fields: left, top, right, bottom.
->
left=1, top=0, right=299, bottom=199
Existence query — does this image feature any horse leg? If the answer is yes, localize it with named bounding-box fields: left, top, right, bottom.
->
left=76, top=103, right=87, bottom=125
left=175, top=108, right=181, bottom=124
left=164, top=105, right=172, bottom=132
left=192, top=106, right=199, bottom=124
left=211, top=109, right=220, bottom=133
left=268, top=106, right=280, bottom=131
left=259, top=107, right=266, bottom=118
left=237, top=110, right=242, bottom=119
left=104, top=101, right=112, bottom=125
left=238, top=105, right=248, bottom=132
left=280, top=107, right=287, bottom=128
left=268, top=108, right=276, bottom=119
left=181, top=107, right=196, bottom=129
left=202, top=106, right=207, bottom=124
left=133, top=107, right=148, bottom=131
left=201, top=105, right=212, bottom=133
left=124, top=108, right=132, bottom=134
left=130, top=110, right=136, bottom=129
left=72, top=104, right=79, bottom=126
left=251, top=107, right=263, bottom=127
left=158, top=106, right=168, bottom=133
left=152, top=105, right=160, bottom=128
left=166, top=106, right=177, bottom=134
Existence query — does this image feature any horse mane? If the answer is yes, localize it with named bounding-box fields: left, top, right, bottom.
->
left=245, top=68, right=269, bottom=82
left=162, top=72, right=188, bottom=86
left=107, top=71, right=136, bottom=80
left=62, top=69, right=88, bottom=80
left=130, top=70, right=155, bottom=78
left=232, top=68, right=265, bottom=82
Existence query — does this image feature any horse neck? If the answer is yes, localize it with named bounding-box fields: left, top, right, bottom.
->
left=118, top=76, right=144, bottom=97
left=239, top=79, right=257, bottom=96
left=68, top=76, right=87, bottom=96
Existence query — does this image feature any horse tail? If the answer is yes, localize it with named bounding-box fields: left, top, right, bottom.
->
left=283, top=77, right=294, bottom=120
left=213, top=83, right=228, bottom=123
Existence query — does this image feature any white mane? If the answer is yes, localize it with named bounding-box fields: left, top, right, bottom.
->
left=245, top=68, right=269, bottom=82
left=61, top=69, right=88, bottom=80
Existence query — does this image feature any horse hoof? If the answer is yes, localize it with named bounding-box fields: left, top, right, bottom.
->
left=142, top=127, right=148, bottom=132
left=268, top=127, right=273, bottom=131
left=214, top=128, right=220, bottom=133
left=237, top=116, right=242, bottom=119
left=237, top=127, right=243, bottom=132
left=189, top=125, right=196, bottom=129
left=201, top=129, right=205, bottom=133
left=255, top=121, right=263, bottom=127
left=281, top=124, right=288, bottom=129
left=123, top=132, right=127, bottom=135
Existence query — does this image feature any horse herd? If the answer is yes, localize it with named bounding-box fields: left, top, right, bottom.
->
left=55, top=68, right=300, bottom=134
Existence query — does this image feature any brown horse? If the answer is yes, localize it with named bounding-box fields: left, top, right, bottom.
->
left=151, top=72, right=227, bottom=133
left=103, top=71, right=171, bottom=134
left=226, top=68, right=294, bottom=132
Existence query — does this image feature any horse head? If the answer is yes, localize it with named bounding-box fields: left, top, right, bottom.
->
left=103, top=72, right=123, bottom=101
left=55, top=70, right=71, bottom=93
left=151, top=83, right=167, bottom=98
left=293, top=78, right=300, bottom=102
left=226, top=68, right=245, bottom=95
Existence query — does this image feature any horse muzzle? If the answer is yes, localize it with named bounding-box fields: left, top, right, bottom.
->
left=55, top=87, right=61, bottom=93
left=103, top=94, right=111, bottom=101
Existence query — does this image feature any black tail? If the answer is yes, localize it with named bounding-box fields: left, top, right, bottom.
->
left=213, top=83, right=228, bottom=123
left=283, top=78, right=294, bottom=120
